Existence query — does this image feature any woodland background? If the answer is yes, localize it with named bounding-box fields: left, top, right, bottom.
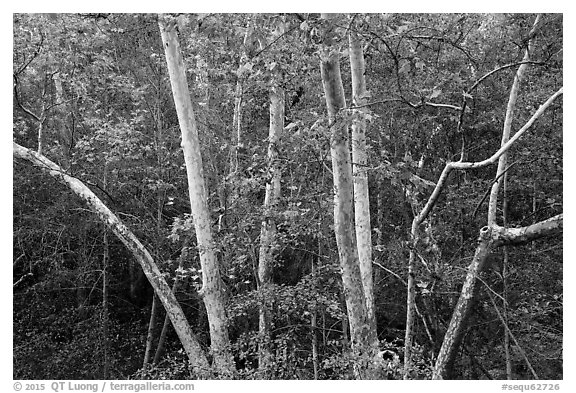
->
left=12, top=13, right=563, bottom=380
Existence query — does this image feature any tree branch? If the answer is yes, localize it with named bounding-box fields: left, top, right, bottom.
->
left=415, top=87, right=562, bottom=226
left=492, top=214, right=563, bottom=247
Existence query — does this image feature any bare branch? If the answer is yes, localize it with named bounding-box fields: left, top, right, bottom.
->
left=468, top=61, right=547, bottom=94
left=493, top=214, right=563, bottom=246
left=13, top=273, right=33, bottom=288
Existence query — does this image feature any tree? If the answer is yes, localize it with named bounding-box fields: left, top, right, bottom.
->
left=158, top=14, right=236, bottom=377
left=431, top=14, right=562, bottom=377
left=257, top=72, right=285, bottom=373
left=348, top=17, right=377, bottom=334
left=13, top=142, right=211, bottom=376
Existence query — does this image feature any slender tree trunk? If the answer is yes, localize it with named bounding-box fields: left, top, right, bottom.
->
left=102, top=167, right=110, bottom=379
left=153, top=239, right=190, bottom=364
left=13, top=142, right=211, bottom=376
left=53, top=71, right=71, bottom=168
left=311, top=240, right=321, bottom=380
left=404, top=219, right=419, bottom=379
left=102, top=227, right=110, bottom=378
left=230, top=18, right=253, bottom=175
left=487, top=15, right=541, bottom=226
left=348, top=24, right=376, bottom=333
left=143, top=294, right=159, bottom=367
left=159, top=16, right=235, bottom=377
left=502, top=172, right=513, bottom=379
left=257, top=83, right=284, bottom=372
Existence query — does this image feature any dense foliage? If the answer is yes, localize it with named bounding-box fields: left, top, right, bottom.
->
left=13, top=13, right=562, bottom=380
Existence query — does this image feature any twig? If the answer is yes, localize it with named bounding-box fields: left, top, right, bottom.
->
left=373, top=261, right=407, bottom=285
left=485, top=286, right=539, bottom=379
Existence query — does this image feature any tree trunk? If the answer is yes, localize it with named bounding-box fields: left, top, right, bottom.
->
left=348, top=25, right=377, bottom=333
left=13, top=142, right=211, bottom=377
left=102, top=224, right=110, bottom=379
left=258, top=83, right=284, bottom=372
left=502, top=172, right=513, bottom=380
left=429, top=16, right=560, bottom=379
left=403, top=220, right=419, bottom=379
left=320, top=13, right=379, bottom=379
left=154, top=239, right=190, bottom=364
left=102, top=167, right=110, bottom=379
left=143, top=294, right=159, bottom=367
left=487, top=14, right=541, bottom=226
left=230, top=17, right=253, bottom=175
left=432, top=226, right=493, bottom=379
left=432, top=213, right=562, bottom=379
left=159, top=15, right=235, bottom=377
left=53, top=71, right=72, bottom=168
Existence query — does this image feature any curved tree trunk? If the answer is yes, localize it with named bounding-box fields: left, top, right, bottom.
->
left=159, top=15, right=235, bottom=377
left=13, top=142, right=211, bottom=377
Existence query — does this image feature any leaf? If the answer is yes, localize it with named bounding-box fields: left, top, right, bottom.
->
left=429, top=89, right=441, bottom=99
left=398, top=60, right=411, bottom=75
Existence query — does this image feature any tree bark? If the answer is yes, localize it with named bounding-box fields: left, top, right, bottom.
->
left=258, top=83, right=284, bottom=372
left=488, top=15, right=541, bottom=226
left=159, top=15, right=235, bottom=377
left=13, top=142, right=211, bottom=377
left=230, top=17, right=253, bottom=175
left=432, top=226, right=494, bottom=379
left=348, top=24, right=376, bottom=333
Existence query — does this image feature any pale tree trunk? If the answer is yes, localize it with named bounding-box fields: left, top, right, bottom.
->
left=230, top=17, right=253, bottom=175
left=159, top=16, right=235, bottom=377
left=257, top=82, right=284, bottom=372
left=488, top=15, right=542, bottom=226
left=53, top=71, right=72, bottom=168
left=432, top=214, right=562, bottom=379
left=348, top=24, right=377, bottom=334
left=13, top=142, right=211, bottom=376
left=403, top=220, right=418, bottom=379
left=320, top=13, right=379, bottom=379
left=36, top=85, right=47, bottom=156
left=433, top=227, right=494, bottom=378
